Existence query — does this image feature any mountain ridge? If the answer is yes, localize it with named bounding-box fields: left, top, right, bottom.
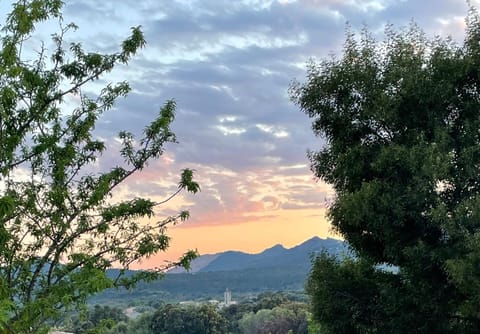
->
left=92, top=236, right=346, bottom=304
left=168, top=236, right=345, bottom=273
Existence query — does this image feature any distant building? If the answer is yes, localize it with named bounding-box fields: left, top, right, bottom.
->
left=179, top=300, right=199, bottom=306
left=124, top=306, right=141, bottom=319
left=217, top=288, right=237, bottom=308
left=224, top=288, right=232, bottom=305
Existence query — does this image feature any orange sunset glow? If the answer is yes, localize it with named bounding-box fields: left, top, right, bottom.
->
left=115, top=158, right=336, bottom=269
left=133, top=207, right=333, bottom=269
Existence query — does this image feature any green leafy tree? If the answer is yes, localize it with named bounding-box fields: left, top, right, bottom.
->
left=150, top=304, right=228, bottom=334
left=221, top=303, right=255, bottom=334
left=0, top=1, right=199, bottom=333
left=238, top=310, right=275, bottom=334
left=72, top=305, right=129, bottom=334
left=238, top=303, right=308, bottom=334
left=108, top=312, right=153, bottom=334
left=291, top=6, right=480, bottom=334
left=305, top=253, right=391, bottom=333
left=253, top=292, right=289, bottom=312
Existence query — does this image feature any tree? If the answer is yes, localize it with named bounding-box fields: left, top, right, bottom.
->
left=150, top=304, right=228, bottom=334
left=108, top=312, right=153, bottom=334
left=253, top=292, right=289, bottom=312
left=221, top=302, right=255, bottom=334
left=305, top=253, right=392, bottom=333
left=72, top=305, right=129, bottom=334
left=236, top=299, right=308, bottom=334
left=0, top=1, right=199, bottom=333
left=291, top=6, right=480, bottom=334
left=237, top=310, right=275, bottom=334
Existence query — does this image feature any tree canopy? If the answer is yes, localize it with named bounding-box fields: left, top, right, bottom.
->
left=0, top=1, right=199, bottom=332
left=103, top=292, right=310, bottom=334
left=291, top=6, right=480, bottom=334
left=150, top=303, right=228, bottom=334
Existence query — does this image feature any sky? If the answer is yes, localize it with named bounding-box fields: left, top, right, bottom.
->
left=3, top=0, right=479, bottom=269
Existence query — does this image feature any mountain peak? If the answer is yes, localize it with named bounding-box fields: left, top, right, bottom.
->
left=264, top=244, right=286, bottom=252
left=168, top=236, right=345, bottom=274
left=259, top=244, right=287, bottom=257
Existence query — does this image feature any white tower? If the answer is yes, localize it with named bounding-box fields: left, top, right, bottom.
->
left=224, top=288, right=232, bottom=305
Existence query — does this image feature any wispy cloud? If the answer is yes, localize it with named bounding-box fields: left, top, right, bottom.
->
left=15, top=0, right=475, bottom=257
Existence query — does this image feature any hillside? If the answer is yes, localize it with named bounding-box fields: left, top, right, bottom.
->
left=170, top=236, right=345, bottom=273
left=91, top=237, right=345, bottom=304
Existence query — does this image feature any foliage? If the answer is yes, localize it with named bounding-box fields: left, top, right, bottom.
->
left=220, top=291, right=305, bottom=334
left=305, top=253, right=394, bottom=333
left=220, top=302, right=255, bottom=334
left=108, top=312, right=153, bottom=334
left=292, top=5, right=480, bottom=334
left=252, top=292, right=290, bottom=312
left=306, top=314, right=323, bottom=334
left=71, top=305, right=128, bottom=334
left=150, top=303, right=228, bottom=334
left=85, top=292, right=312, bottom=334
left=0, top=1, right=199, bottom=332
left=238, top=303, right=309, bottom=334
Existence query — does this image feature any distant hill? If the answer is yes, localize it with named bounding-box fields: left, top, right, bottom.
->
left=168, top=254, right=219, bottom=273
left=185, top=236, right=345, bottom=273
left=92, top=237, right=346, bottom=304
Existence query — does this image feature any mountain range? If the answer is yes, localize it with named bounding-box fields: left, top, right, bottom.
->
left=169, top=236, right=346, bottom=273
left=92, top=237, right=346, bottom=304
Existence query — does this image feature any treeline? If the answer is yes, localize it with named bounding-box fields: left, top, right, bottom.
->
left=91, top=266, right=308, bottom=305
left=60, top=292, right=315, bottom=334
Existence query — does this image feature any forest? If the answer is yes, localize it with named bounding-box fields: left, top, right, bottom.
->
left=58, top=292, right=314, bottom=334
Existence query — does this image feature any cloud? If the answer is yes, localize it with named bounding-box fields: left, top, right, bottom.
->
left=51, top=0, right=476, bottom=234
